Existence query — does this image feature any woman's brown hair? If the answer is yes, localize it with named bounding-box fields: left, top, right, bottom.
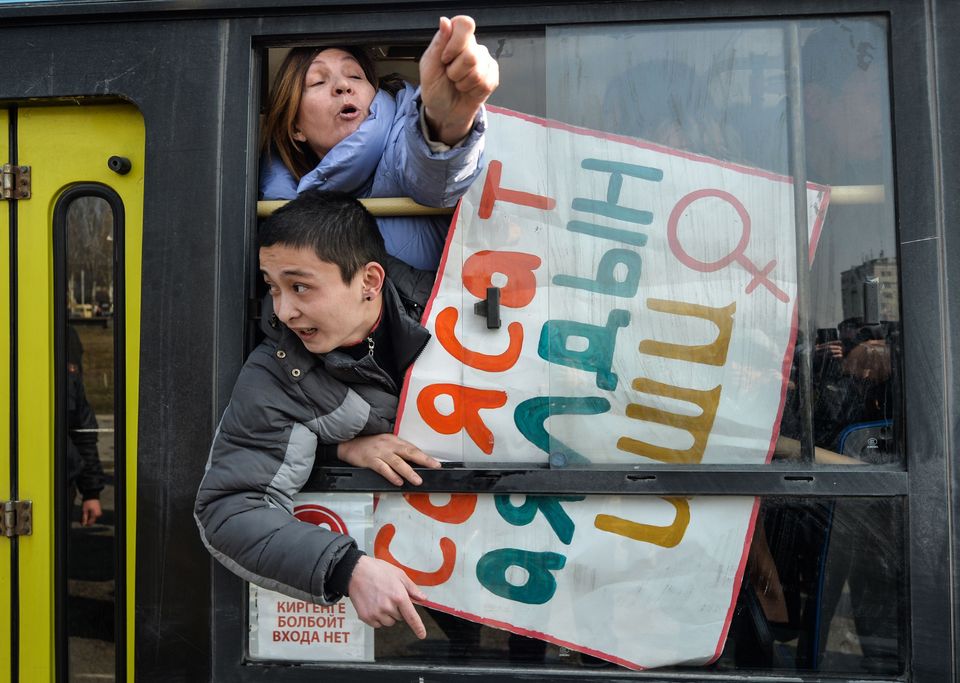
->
left=261, top=45, right=403, bottom=180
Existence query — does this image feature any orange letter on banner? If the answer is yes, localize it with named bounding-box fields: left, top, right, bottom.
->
left=417, top=384, right=507, bottom=454
left=374, top=524, right=455, bottom=586
left=478, top=160, right=557, bottom=219
left=403, top=493, right=478, bottom=524
left=594, top=497, right=691, bottom=548
left=462, top=250, right=541, bottom=308
left=435, top=307, right=523, bottom=372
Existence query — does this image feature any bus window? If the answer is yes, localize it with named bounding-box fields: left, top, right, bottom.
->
left=249, top=14, right=903, bottom=675
left=59, top=191, right=123, bottom=682
left=528, top=18, right=898, bottom=468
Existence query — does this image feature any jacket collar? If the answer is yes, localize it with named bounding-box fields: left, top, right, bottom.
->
left=378, top=278, right=431, bottom=373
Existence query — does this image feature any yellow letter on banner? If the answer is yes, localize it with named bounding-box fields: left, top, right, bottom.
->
left=638, top=299, right=736, bottom=367
left=594, top=498, right=691, bottom=548
left=617, top=379, right=721, bottom=463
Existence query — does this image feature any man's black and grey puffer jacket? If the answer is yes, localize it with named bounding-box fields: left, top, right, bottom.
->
left=194, top=258, right=433, bottom=604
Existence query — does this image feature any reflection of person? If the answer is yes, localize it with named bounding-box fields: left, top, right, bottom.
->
left=602, top=59, right=742, bottom=159
left=802, top=22, right=885, bottom=183
left=764, top=318, right=899, bottom=671
left=794, top=18, right=897, bottom=458
left=771, top=17, right=896, bottom=463
left=787, top=22, right=898, bottom=673
left=66, top=326, right=105, bottom=527
left=260, top=16, right=498, bottom=271
left=801, top=18, right=893, bottom=328
left=195, top=191, right=442, bottom=637
left=780, top=321, right=893, bottom=461
left=736, top=20, right=900, bottom=674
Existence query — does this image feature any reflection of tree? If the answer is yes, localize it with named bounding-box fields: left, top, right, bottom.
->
left=66, top=197, right=113, bottom=308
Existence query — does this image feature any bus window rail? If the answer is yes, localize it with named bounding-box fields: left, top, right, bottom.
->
left=257, top=185, right=883, bottom=219
left=257, top=197, right=455, bottom=218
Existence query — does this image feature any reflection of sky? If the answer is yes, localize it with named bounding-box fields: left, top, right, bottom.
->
left=539, top=18, right=896, bottom=327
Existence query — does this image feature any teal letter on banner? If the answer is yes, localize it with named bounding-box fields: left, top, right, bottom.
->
left=539, top=309, right=630, bottom=390
left=494, top=495, right=586, bottom=545
left=573, top=158, right=663, bottom=223
left=514, top=395, right=611, bottom=465
left=553, top=247, right=642, bottom=297
left=476, top=549, right=567, bottom=604
left=566, top=158, right=663, bottom=246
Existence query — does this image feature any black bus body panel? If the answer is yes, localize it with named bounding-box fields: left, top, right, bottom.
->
left=0, top=1, right=954, bottom=681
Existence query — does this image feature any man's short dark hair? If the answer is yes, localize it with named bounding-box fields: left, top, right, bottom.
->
left=258, top=190, right=388, bottom=283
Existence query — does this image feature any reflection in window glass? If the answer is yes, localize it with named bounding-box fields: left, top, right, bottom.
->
left=547, top=23, right=786, bottom=168
left=481, top=32, right=546, bottom=119
left=64, top=195, right=116, bottom=682
left=255, top=494, right=903, bottom=675
left=260, top=19, right=900, bottom=468
left=536, top=18, right=900, bottom=466
left=725, top=497, right=904, bottom=675
left=787, top=18, right=900, bottom=466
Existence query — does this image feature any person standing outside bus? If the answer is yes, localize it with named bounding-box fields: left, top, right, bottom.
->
left=67, top=324, right=105, bottom=527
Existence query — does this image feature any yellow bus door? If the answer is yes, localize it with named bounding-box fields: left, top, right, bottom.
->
left=1, top=103, right=143, bottom=683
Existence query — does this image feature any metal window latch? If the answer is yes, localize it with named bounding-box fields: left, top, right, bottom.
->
left=1, top=500, right=32, bottom=537
left=473, top=286, right=501, bottom=329
left=1, top=164, right=31, bottom=200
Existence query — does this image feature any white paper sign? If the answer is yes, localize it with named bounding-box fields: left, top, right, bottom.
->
left=249, top=493, right=375, bottom=662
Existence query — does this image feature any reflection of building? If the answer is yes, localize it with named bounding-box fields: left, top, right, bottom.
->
left=841, top=254, right=899, bottom=322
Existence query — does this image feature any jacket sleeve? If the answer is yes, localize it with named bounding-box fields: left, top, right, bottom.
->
left=194, top=348, right=358, bottom=604
left=385, top=85, right=487, bottom=208
left=259, top=151, right=300, bottom=200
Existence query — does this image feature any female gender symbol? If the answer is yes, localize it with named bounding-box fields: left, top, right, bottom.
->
left=666, top=189, right=790, bottom=303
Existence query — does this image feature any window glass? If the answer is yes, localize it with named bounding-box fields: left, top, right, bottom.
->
left=248, top=494, right=904, bottom=675
left=476, top=18, right=900, bottom=467
left=261, top=18, right=900, bottom=468
left=252, top=14, right=905, bottom=677
left=62, top=195, right=117, bottom=681
left=786, top=19, right=900, bottom=465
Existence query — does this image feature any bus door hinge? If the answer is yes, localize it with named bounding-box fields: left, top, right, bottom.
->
left=1, top=500, right=32, bottom=537
left=1, top=164, right=31, bottom=200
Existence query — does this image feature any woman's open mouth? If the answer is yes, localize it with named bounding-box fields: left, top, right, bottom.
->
left=338, top=104, right=361, bottom=120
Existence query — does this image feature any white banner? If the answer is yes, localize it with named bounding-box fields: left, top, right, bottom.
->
left=397, top=107, right=828, bottom=467
left=379, top=107, right=829, bottom=669
left=374, top=493, right=758, bottom=668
